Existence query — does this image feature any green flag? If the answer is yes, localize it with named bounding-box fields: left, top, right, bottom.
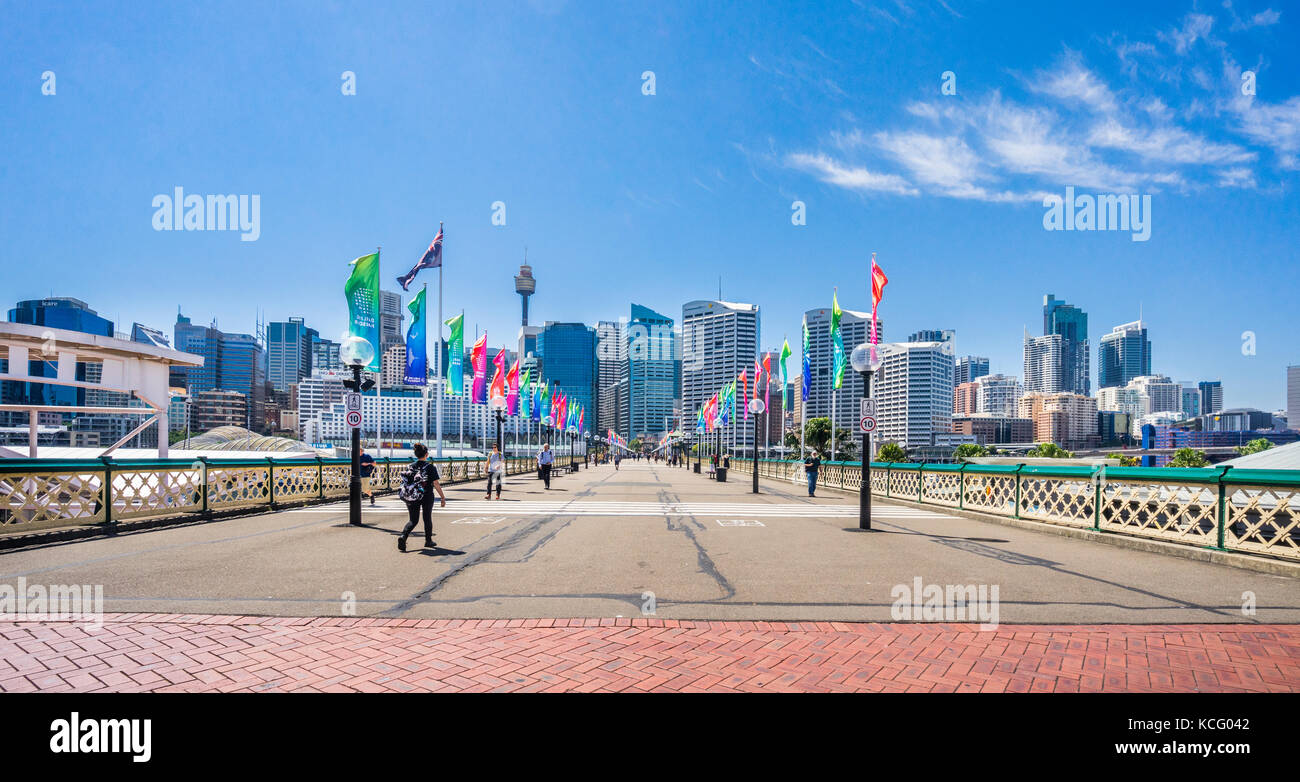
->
left=780, top=338, right=792, bottom=409
left=344, top=252, right=381, bottom=371
left=520, top=367, right=531, bottom=416
left=831, top=289, right=846, bottom=390
left=443, top=313, right=464, bottom=395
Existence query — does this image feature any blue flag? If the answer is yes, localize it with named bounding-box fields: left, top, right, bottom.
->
left=404, top=288, right=427, bottom=385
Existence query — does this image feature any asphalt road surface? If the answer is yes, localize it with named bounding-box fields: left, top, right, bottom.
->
left=2, top=461, right=1297, bottom=622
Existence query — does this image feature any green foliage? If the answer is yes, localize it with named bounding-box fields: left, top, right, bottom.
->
left=1167, top=447, right=1209, bottom=468
left=953, top=443, right=988, bottom=460
left=1235, top=438, right=1273, bottom=456
left=1026, top=442, right=1073, bottom=458
left=168, top=430, right=189, bottom=445
left=876, top=442, right=908, bottom=463
left=1106, top=452, right=1139, bottom=467
left=797, top=417, right=857, bottom=459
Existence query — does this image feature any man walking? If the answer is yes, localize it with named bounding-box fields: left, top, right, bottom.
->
left=537, top=443, right=554, bottom=489
left=359, top=451, right=376, bottom=506
left=485, top=443, right=505, bottom=500
left=397, top=443, right=446, bottom=552
left=804, top=451, right=822, bottom=497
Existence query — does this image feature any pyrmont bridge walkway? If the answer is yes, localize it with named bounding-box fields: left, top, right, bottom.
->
left=1, top=461, right=1297, bottom=692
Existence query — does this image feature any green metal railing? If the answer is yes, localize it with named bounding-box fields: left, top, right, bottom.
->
left=727, top=458, right=1300, bottom=563
left=0, top=455, right=544, bottom=535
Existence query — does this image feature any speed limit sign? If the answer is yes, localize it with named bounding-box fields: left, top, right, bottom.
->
left=859, top=415, right=877, bottom=434
left=346, top=410, right=363, bottom=429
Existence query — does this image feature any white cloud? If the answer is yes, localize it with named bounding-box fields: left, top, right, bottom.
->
left=1160, top=13, right=1216, bottom=55
left=785, top=152, right=919, bottom=196
left=1087, top=118, right=1256, bottom=165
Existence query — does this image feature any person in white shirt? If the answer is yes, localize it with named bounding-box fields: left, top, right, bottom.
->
left=537, top=443, right=554, bottom=490
left=485, top=444, right=506, bottom=499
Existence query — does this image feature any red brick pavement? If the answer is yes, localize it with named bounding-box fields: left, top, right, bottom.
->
left=1, top=615, right=1297, bottom=693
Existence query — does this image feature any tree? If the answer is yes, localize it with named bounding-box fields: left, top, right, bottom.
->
left=1235, top=438, right=1273, bottom=456
left=168, top=430, right=189, bottom=445
left=802, top=417, right=856, bottom=459
left=1026, top=442, right=1073, bottom=458
left=876, top=442, right=908, bottom=463
left=784, top=430, right=800, bottom=451
left=1106, top=452, right=1139, bottom=467
left=953, top=443, right=988, bottom=460
left=630, top=437, right=643, bottom=452
left=1167, top=448, right=1209, bottom=468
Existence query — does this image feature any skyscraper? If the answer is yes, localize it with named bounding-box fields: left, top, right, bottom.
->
left=681, top=300, right=759, bottom=452
left=379, top=290, right=404, bottom=353
left=173, top=311, right=266, bottom=430
left=311, top=333, right=340, bottom=375
left=1288, top=367, right=1300, bottom=432
left=267, top=317, right=318, bottom=394
left=907, top=329, right=954, bottom=344
left=1098, top=320, right=1151, bottom=389
left=595, top=319, right=626, bottom=436
left=875, top=341, right=955, bottom=450
left=974, top=374, right=1023, bottom=417
left=1023, top=333, right=1065, bottom=393
left=802, top=306, right=882, bottom=441
left=3, top=298, right=115, bottom=421
left=1199, top=380, right=1224, bottom=416
left=955, top=356, right=990, bottom=386
left=538, top=322, right=597, bottom=428
left=626, top=304, right=677, bottom=440
left=1043, top=295, right=1089, bottom=395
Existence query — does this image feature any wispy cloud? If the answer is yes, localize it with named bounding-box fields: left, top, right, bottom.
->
left=785, top=152, right=918, bottom=196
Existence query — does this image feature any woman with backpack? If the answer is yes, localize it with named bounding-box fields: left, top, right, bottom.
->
left=484, top=443, right=505, bottom=500
left=397, top=443, right=446, bottom=552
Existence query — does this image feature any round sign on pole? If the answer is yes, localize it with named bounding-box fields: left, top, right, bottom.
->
left=859, top=415, right=877, bottom=434
left=346, top=410, right=363, bottom=428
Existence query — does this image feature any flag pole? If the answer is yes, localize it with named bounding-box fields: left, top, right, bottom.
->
left=800, top=314, right=807, bottom=464
left=422, top=281, right=429, bottom=448
left=435, top=225, right=444, bottom=458
left=375, top=246, right=383, bottom=460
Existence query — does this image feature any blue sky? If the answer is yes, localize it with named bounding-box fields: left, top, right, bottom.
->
left=2, top=0, right=1297, bottom=410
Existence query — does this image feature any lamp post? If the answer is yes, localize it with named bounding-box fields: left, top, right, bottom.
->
left=490, top=396, right=506, bottom=453
left=340, top=335, right=376, bottom=527
left=543, top=414, right=554, bottom=446
left=567, top=425, right=577, bottom=471
left=850, top=343, right=883, bottom=530
left=748, top=398, right=765, bottom=494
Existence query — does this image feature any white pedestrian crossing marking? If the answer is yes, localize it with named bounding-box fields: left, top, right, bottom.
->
left=288, top=500, right=957, bottom=519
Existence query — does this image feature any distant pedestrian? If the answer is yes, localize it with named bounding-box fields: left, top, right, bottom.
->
left=485, top=444, right=505, bottom=499
left=359, top=452, right=376, bottom=506
left=397, top=443, right=446, bottom=552
left=804, top=451, right=822, bottom=497
left=537, top=443, right=554, bottom=489
left=614, top=452, right=621, bottom=470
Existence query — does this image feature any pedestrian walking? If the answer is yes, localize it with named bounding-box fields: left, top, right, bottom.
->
left=484, top=444, right=505, bottom=499
left=804, top=451, right=822, bottom=497
left=614, top=452, right=621, bottom=470
left=537, top=443, right=554, bottom=489
left=359, top=451, right=376, bottom=506
left=397, top=443, right=446, bottom=552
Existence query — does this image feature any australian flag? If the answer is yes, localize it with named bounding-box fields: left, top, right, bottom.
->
left=397, top=223, right=443, bottom=291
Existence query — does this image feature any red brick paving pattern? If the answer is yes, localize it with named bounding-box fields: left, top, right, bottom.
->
left=1, top=615, right=1297, bottom=693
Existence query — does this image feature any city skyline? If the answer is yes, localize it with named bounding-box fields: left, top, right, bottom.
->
left=3, top=1, right=1298, bottom=411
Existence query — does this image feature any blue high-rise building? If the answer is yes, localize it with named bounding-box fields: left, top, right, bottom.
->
left=3, top=298, right=115, bottom=419
left=1098, top=320, right=1151, bottom=390
left=267, top=317, right=318, bottom=393
left=538, top=322, right=597, bottom=429
left=1042, top=294, right=1090, bottom=395
left=174, top=311, right=266, bottom=429
left=626, top=304, right=678, bottom=439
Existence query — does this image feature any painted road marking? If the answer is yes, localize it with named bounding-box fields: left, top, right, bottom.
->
left=716, top=519, right=765, bottom=527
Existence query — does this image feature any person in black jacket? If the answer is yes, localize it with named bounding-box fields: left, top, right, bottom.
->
left=804, top=451, right=822, bottom=497
left=398, top=443, right=446, bottom=552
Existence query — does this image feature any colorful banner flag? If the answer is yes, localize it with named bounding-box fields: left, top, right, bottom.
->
left=521, top=368, right=532, bottom=417
left=471, top=334, right=488, bottom=404
left=403, top=287, right=427, bottom=386
left=740, top=370, right=748, bottom=419
left=397, top=223, right=443, bottom=291
left=801, top=315, right=811, bottom=402
left=780, top=338, right=792, bottom=410
left=444, top=313, right=464, bottom=396
left=870, top=253, right=889, bottom=361
left=489, top=346, right=506, bottom=403
left=344, top=251, right=381, bottom=372
left=831, top=289, right=846, bottom=390
left=763, top=353, right=773, bottom=405
left=506, top=358, right=520, bottom=415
